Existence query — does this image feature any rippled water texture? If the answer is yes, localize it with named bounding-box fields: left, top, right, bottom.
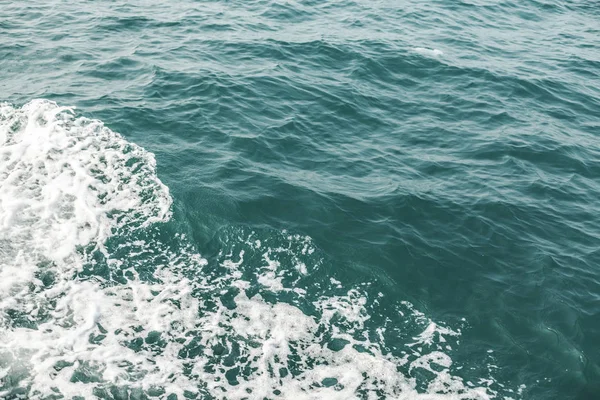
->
left=1, top=1, right=600, bottom=399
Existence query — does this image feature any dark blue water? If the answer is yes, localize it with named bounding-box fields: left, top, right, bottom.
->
left=1, top=1, right=599, bottom=399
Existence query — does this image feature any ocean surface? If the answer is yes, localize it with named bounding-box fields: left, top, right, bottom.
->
left=1, top=1, right=599, bottom=399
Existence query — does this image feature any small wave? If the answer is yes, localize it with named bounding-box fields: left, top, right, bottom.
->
left=413, top=47, right=444, bottom=57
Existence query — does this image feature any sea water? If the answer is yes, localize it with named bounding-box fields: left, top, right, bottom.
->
left=1, top=1, right=599, bottom=399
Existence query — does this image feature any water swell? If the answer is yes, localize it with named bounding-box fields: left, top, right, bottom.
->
left=0, top=101, right=513, bottom=399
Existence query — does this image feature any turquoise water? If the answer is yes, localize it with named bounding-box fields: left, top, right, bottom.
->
left=1, top=1, right=599, bottom=399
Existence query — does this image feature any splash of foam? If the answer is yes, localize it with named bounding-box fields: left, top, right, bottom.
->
left=0, top=99, right=171, bottom=308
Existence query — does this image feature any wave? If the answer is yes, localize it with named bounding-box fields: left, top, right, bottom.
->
left=413, top=48, right=444, bottom=57
left=0, top=100, right=512, bottom=399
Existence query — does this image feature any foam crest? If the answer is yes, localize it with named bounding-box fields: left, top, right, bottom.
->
left=413, top=47, right=444, bottom=57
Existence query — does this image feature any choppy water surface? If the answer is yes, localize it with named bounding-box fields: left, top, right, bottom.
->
left=1, top=1, right=599, bottom=399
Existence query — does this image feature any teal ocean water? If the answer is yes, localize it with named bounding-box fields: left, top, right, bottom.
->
left=1, top=1, right=599, bottom=399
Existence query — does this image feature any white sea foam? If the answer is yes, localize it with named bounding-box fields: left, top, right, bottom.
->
left=414, top=47, right=444, bottom=57
left=0, top=100, right=507, bottom=399
left=0, top=99, right=171, bottom=306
